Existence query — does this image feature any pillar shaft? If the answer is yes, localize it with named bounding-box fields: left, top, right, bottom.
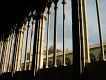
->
left=7, top=34, right=14, bottom=72
left=62, top=0, right=66, bottom=66
left=29, top=20, right=34, bottom=70
left=24, top=22, right=30, bottom=70
left=38, top=15, right=46, bottom=69
left=79, top=0, right=85, bottom=72
left=95, top=0, right=105, bottom=60
left=53, top=0, right=58, bottom=67
left=31, top=19, right=39, bottom=76
left=46, top=3, right=51, bottom=68
left=82, top=0, right=90, bottom=63
left=72, top=0, right=81, bottom=79
left=11, top=30, right=19, bottom=76
left=3, top=38, right=9, bottom=72
left=35, top=19, right=41, bottom=71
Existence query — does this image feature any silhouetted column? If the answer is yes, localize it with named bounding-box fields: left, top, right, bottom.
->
left=38, top=14, right=47, bottom=69
left=82, top=0, right=90, bottom=64
left=31, top=18, right=39, bottom=76
left=95, top=0, right=105, bottom=60
left=72, top=0, right=81, bottom=79
left=35, top=19, right=41, bottom=71
left=79, top=0, right=85, bottom=72
left=62, top=0, right=66, bottom=66
left=46, top=0, right=52, bottom=68
left=53, top=0, right=59, bottom=67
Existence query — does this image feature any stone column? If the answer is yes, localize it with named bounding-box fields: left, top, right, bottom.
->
left=0, top=41, right=3, bottom=62
left=15, top=27, right=24, bottom=71
left=15, top=29, right=21, bottom=71
left=53, top=0, right=59, bottom=67
left=79, top=0, right=85, bottom=72
left=35, top=19, right=41, bottom=71
left=95, top=0, right=105, bottom=60
left=38, top=14, right=47, bottom=69
left=31, top=18, right=39, bottom=76
left=29, top=19, right=35, bottom=70
left=3, top=38, right=10, bottom=72
left=7, top=34, right=14, bottom=72
left=82, top=0, right=90, bottom=64
left=24, top=19, right=30, bottom=70
left=11, top=27, right=20, bottom=75
left=72, top=0, right=81, bottom=79
left=46, top=0, right=52, bottom=68
left=19, top=24, right=26, bottom=71
left=1, top=40, right=6, bottom=73
left=62, top=0, right=66, bottom=66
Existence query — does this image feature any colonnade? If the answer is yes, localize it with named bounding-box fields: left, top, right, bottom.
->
left=0, top=0, right=105, bottom=78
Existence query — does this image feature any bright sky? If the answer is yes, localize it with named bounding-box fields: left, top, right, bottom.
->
left=43, top=0, right=106, bottom=50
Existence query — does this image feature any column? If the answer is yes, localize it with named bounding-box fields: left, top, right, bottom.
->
left=35, top=19, right=41, bottom=71
left=31, top=18, right=39, bottom=76
left=46, top=0, right=52, bottom=68
left=38, top=14, right=47, bottom=69
left=79, top=0, right=85, bottom=72
left=11, top=27, right=20, bottom=75
left=1, top=40, right=6, bottom=73
left=29, top=19, right=34, bottom=70
left=7, top=34, right=14, bottom=72
left=95, top=0, right=105, bottom=60
left=0, top=41, right=3, bottom=62
left=53, top=0, right=59, bottom=67
left=3, top=38, right=10, bottom=72
left=24, top=19, right=30, bottom=70
left=16, top=27, right=24, bottom=71
left=19, top=24, right=26, bottom=71
left=72, top=0, right=81, bottom=79
left=62, top=0, right=66, bottom=66
left=82, top=0, right=90, bottom=63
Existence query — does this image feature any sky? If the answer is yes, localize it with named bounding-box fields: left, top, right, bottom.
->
left=43, top=0, right=106, bottom=50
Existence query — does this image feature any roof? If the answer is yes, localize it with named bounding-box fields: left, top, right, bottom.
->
left=89, top=41, right=106, bottom=49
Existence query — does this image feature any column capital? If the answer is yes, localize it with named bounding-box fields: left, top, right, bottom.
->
left=40, top=14, right=47, bottom=20
left=53, top=0, right=59, bottom=4
left=62, top=0, right=66, bottom=4
left=53, top=0, right=59, bottom=10
left=47, top=0, right=52, bottom=9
